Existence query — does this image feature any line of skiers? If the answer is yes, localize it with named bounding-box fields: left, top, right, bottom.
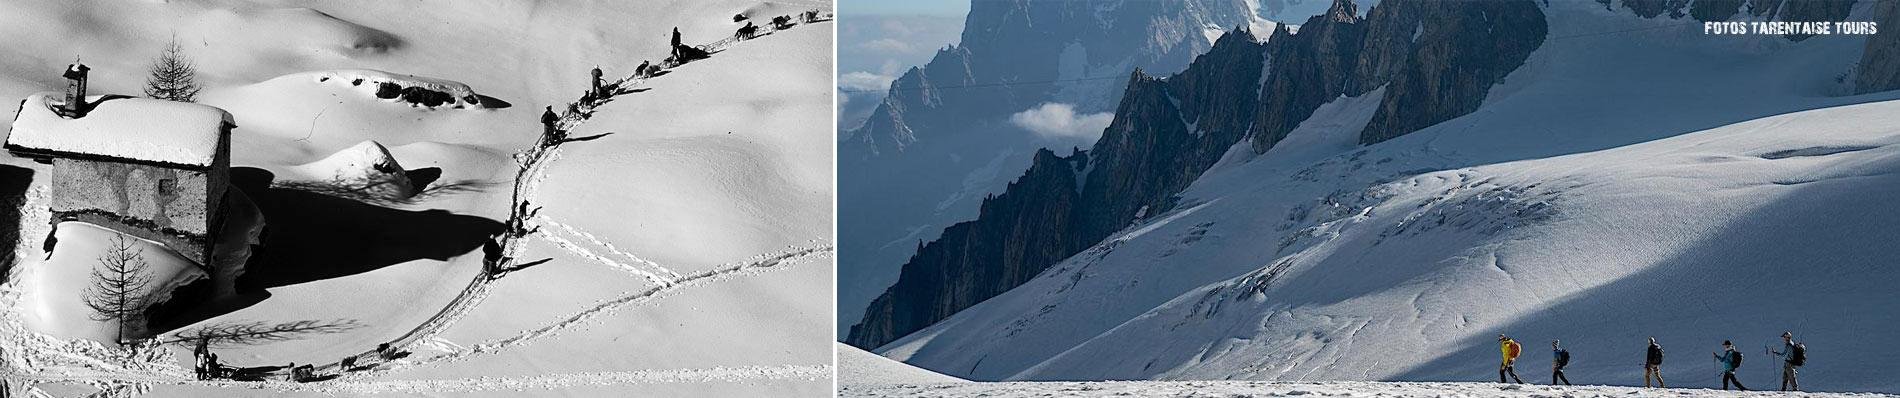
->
left=1497, top=331, right=1807, bottom=391
left=192, top=338, right=409, bottom=382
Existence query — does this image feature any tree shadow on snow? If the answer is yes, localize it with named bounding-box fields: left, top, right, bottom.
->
left=231, top=167, right=503, bottom=291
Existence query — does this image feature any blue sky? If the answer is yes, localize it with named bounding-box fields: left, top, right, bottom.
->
left=840, top=0, right=969, bottom=16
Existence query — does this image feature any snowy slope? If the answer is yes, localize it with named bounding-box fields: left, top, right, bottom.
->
left=0, top=0, right=833, bottom=397
left=873, top=0, right=1900, bottom=394
left=838, top=343, right=966, bottom=386
left=844, top=380, right=1900, bottom=398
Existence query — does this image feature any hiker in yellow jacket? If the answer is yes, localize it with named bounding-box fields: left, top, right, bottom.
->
left=1498, top=334, right=1525, bottom=384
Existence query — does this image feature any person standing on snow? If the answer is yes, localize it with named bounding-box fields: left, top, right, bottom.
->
left=670, top=27, right=683, bottom=59
left=1770, top=331, right=1804, bottom=391
left=1498, top=334, right=1525, bottom=384
left=1551, top=340, right=1572, bottom=385
left=541, top=106, right=559, bottom=135
left=1714, top=340, right=1747, bottom=390
left=1644, top=337, right=1667, bottom=388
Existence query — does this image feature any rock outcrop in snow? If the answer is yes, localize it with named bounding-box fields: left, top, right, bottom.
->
left=311, top=69, right=490, bottom=109
left=1855, top=0, right=1900, bottom=94
left=290, top=140, right=416, bottom=199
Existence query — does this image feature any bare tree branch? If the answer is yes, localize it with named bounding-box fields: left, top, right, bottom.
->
left=83, top=235, right=152, bottom=345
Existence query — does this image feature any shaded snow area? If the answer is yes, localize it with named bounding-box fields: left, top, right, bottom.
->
left=6, top=93, right=231, bottom=167
left=20, top=223, right=206, bottom=345
left=0, top=0, right=833, bottom=396
left=844, top=380, right=1900, bottom=398
left=838, top=343, right=965, bottom=386
left=871, top=0, right=1900, bottom=395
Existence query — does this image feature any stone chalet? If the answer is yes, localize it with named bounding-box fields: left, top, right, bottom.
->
left=4, top=64, right=234, bottom=265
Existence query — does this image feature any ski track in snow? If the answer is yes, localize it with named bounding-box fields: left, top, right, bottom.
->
left=18, top=365, right=832, bottom=395
left=533, top=226, right=676, bottom=287
left=534, top=216, right=685, bottom=285
left=316, top=365, right=833, bottom=394
left=0, top=12, right=837, bottom=395
left=377, top=244, right=834, bottom=372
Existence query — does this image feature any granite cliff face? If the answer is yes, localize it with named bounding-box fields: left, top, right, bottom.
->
left=1855, top=0, right=1900, bottom=94
left=837, top=0, right=1260, bottom=337
left=847, top=29, right=1270, bottom=349
left=1354, top=0, right=1546, bottom=145
left=848, top=0, right=1554, bottom=350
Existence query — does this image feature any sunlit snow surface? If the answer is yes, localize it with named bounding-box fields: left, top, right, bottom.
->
left=0, top=0, right=834, bottom=396
left=844, top=380, right=1899, bottom=398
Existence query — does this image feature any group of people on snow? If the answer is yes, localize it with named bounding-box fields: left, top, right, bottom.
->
left=189, top=338, right=410, bottom=382
left=1496, top=331, right=1806, bottom=391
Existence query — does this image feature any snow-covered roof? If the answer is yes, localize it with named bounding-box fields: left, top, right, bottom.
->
left=6, top=92, right=233, bottom=168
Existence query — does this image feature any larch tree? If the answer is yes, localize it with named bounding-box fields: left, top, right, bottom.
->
left=144, top=37, right=201, bottom=102
left=84, top=235, right=153, bottom=345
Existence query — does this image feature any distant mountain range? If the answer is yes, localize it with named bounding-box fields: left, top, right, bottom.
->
left=845, top=0, right=1900, bottom=393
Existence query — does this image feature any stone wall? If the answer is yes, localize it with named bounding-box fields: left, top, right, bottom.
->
left=49, top=159, right=213, bottom=262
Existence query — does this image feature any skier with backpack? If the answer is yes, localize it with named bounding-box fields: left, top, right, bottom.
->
left=1498, top=334, right=1525, bottom=384
left=1714, top=340, right=1747, bottom=390
left=1550, top=340, right=1572, bottom=385
left=1770, top=331, right=1804, bottom=391
left=1644, top=336, right=1666, bottom=388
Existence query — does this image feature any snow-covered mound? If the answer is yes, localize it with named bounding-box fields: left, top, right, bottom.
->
left=844, top=380, right=1898, bottom=398
left=875, top=0, right=1900, bottom=394
left=839, top=343, right=966, bottom=386
left=199, top=69, right=521, bottom=166
left=289, top=140, right=416, bottom=198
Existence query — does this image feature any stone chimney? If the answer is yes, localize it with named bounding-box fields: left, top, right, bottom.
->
left=62, top=63, right=90, bottom=116
left=590, top=66, right=604, bottom=96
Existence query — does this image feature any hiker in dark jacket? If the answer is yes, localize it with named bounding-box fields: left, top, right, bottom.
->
left=1550, top=340, right=1572, bottom=385
left=1770, top=331, right=1802, bottom=391
left=1644, top=337, right=1666, bottom=388
left=1714, top=340, right=1747, bottom=390
left=541, top=106, right=559, bottom=138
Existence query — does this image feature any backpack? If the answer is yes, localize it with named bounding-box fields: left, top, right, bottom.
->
left=1731, top=351, right=1743, bottom=367
left=1556, top=350, right=1570, bottom=368
left=1506, top=340, right=1522, bottom=360
left=1790, top=343, right=1806, bottom=366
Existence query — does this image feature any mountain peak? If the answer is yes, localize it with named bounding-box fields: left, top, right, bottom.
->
left=1327, top=0, right=1361, bottom=23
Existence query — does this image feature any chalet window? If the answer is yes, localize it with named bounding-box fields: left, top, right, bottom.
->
left=158, top=179, right=176, bottom=196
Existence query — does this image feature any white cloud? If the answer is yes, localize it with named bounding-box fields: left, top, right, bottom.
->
left=861, top=38, right=915, bottom=53
left=839, top=71, right=897, bottom=92
left=1010, top=103, right=1114, bottom=142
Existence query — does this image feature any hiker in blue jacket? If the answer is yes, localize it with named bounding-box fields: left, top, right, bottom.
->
left=1550, top=340, right=1572, bottom=385
left=1770, top=331, right=1804, bottom=391
left=1713, top=340, right=1747, bottom=390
